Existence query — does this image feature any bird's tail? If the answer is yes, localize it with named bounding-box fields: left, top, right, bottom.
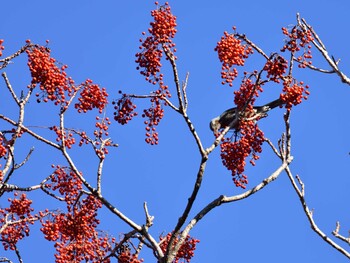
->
left=264, top=98, right=283, bottom=110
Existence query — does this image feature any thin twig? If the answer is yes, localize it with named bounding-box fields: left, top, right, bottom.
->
left=128, top=93, right=179, bottom=113
left=162, top=44, right=185, bottom=112
left=182, top=72, right=189, bottom=111
left=265, top=138, right=281, bottom=158
left=168, top=159, right=292, bottom=263
left=297, top=14, right=350, bottom=85
left=285, top=166, right=350, bottom=258
left=332, top=221, right=350, bottom=245
left=0, top=114, right=60, bottom=149
left=235, top=33, right=269, bottom=60
left=14, top=147, right=34, bottom=169
left=0, top=43, right=36, bottom=70
left=2, top=72, right=19, bottom=105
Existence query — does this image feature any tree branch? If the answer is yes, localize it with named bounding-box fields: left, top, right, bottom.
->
left=284, top=166, right=350, bottom=259
left=297, top=14, right=350, bottom=85
left=178, top=159, right=291, bottom=243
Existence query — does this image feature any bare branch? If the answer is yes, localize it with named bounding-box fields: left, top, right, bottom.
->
left=182, top=72, right=189, bottom=111
left=0, top=257, right=13, bottom=263
left=1, top=183, right=41, bottom=192
left=205, top=125, right=232, bottom=155
left=265, top=137, right=281, bottom=158
left=0, top=114, right=60, bottom=149
left=0, top=43, right=36, bottom=70
left=162, top=45, right=185, bottom=112
left=297, top=14, right=350, bottom=85
left=285, top=166, right=350, bottom=258
left=171, top=158, right=292, bottom=262
left=332, top=222, right=350, bottom=245
left=128, top=93, right=179, bottom=113
left=295, top=175, right=305, bottom=196
left=281, top=109, right=350, bottom=258
left=14, top=147, right=34, bottom=169
left=2, top=72, right=19, bottom=105
left=235, top=33, right=269, bottom=60
left=293, top=57, right=335, bottom=73
left=13, top=245, right=23, bottom=263
left=143, top=202, right=154, bottom=228
left=284, top=110, right=291, bottom=159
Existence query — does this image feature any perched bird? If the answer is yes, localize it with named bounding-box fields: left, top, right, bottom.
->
left=210, top=98, right=283, bottom=132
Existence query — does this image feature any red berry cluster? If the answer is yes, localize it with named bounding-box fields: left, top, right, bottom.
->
left=94, top=116, right=111, bottom=138
left=159, top=233, right=200, bottom=263
left=234, top=76, right=262, bottom=110
left=77, top=131, right=89, bottom=147
left=0, top=136, right=7, bottom=158
left=281, top=26, right=313, bottom=68
left=76, top=117, right=113, bottom=159
left=142, top=97, right=164, bottom=145
left=280, top=80, right=310, bottom=110
left=117, top=248, right=143, bottom=263
left=215, top=29, right=253, bottom=86
left=219, top=76, right=266, bottom=188
left=113, top=92, right=138, bottom=125
left=94, top=116, right=112, bottom=159
left=75, top=79, right=108, bottom=113
left=263, top=54, right=288, bottom=83
left=136, top=39, right=163, bottom=85
left=41, top=195, right=114, bottom=263
left=46, top=165, right=83, bottom=204
left=0, top=193, right=34, bottom=250
left=220, top=122, right=265, bottom=189
left=26, top=45, right=75, bottom=106
left=50, top=126, right=76, bottom=149
left=0, top=39, right=4, bottom=57
left=135, top=2, right=177, bottom=85
left=296, top=48, right=312, bottom=68
left=150, top=2, right=177, bottom=44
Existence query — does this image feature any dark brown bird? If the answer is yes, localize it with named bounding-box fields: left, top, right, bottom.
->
left=210, top=98, right=283, bottom=132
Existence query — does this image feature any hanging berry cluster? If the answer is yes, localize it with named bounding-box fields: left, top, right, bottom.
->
left=41, top=195, right=114, bottom=263
left=215, top=29, right=254, bottom=86
left=113, top=92, right=138, bottom=125
left=26, top=43, right=75, bottom=106
left=135, top=2, right=177, bottom=85
left=281, top=26, right=313, bottom=68
left=117, top=246, right=144, bottom=263
left=0, top=39, right=4, bottom=57
left=45, top=165, right=83, bottom=204
left=116, top=2, right=176, bottom=145
left=234, top=75, right=263, bottom=110
left=41, top=166, right=114, bottom=262
left=280, top=80, right=309, bottom=110
left=142, top=97, right=164, bottom=145
left=159, top=233, right=200, bottom=263
left=263, top=54, right=288, bottom=83
left=215, top=23, right=313, bottom=188
left=220, top=76, right=265, bottom=189
left=94, top=116, right=112, bottom=159
left=0, top=136, right=7, bottom=159
left=75, top=79, right=108, bottom=114
left=0, top=121, right=5, bottom=189
left=220, top=122, right=265, bottom=189
left=50, top=126, right=76, bottom=149
left=76, top=116, right=113, bottom=159
left=0, top=193, right=35, bottom=251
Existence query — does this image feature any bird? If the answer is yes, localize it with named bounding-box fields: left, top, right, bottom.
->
left=210, top=98, right=283, bottom=132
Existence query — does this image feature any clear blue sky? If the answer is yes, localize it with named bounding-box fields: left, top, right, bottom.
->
left=1, top=0, right=350, bottom=262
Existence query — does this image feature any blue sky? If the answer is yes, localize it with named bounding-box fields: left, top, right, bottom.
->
left=1, top=0, right=350, bottom=262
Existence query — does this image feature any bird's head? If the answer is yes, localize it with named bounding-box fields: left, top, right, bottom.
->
left=209, top=117, right=220, bottom=132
